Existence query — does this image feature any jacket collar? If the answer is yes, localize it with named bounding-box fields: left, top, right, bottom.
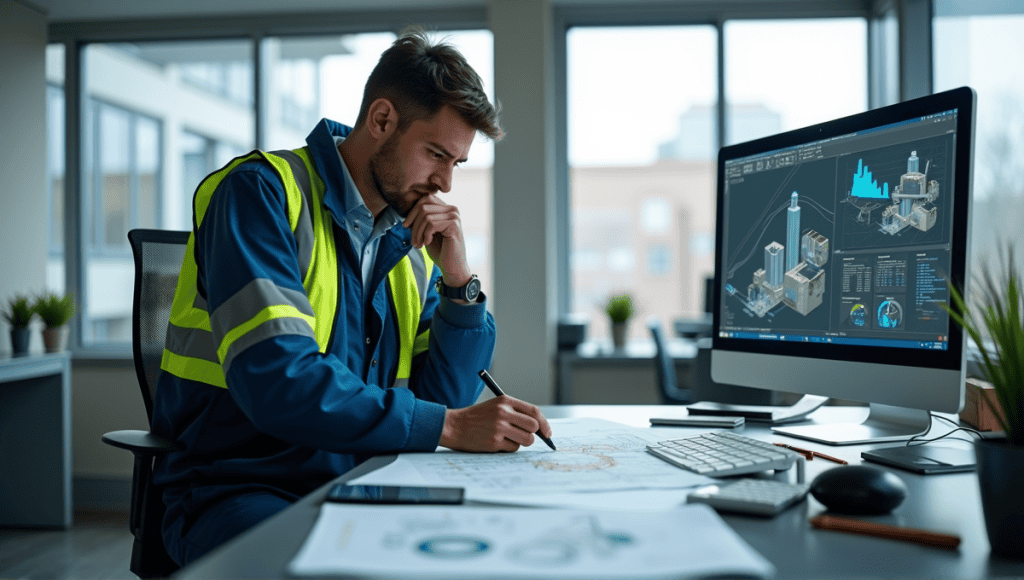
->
left=305, top=118, right=353, bottom=225
left=305, top=118, right=413, bottom=247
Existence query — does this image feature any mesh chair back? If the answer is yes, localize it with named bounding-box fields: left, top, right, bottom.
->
left=128, top=229, right=190, bottom=425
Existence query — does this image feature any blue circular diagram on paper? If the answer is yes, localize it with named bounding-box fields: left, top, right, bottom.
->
left=417, top=536, right=490, bottom=559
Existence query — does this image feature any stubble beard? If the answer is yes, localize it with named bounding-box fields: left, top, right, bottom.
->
left=369, top=132, right=416, bottom=218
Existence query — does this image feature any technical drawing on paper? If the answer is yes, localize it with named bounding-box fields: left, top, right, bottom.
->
left=348, top=418, right=712, bottom=495
left=422, top=431, right=693, bottom=493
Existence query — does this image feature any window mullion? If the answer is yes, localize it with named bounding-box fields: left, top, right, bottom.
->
left=64, top=40, right=84, bottom=351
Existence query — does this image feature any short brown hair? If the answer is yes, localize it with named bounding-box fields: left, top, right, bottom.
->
left=355, top=27, right=504, bottom=141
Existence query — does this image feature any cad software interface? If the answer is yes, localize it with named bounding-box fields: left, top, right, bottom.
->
left=719, top=109, right=959, bottom=351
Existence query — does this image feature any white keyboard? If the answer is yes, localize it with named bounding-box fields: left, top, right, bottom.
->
left=646, top=431, right=801, bottom=477
left=687, top=478, right=810, bottom=516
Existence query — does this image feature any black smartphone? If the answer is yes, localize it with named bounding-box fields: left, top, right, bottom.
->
left=325, top=484, right=464, bottom=505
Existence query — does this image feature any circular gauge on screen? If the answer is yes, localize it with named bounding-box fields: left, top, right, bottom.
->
left=850, top=304, right=866, bottom=327
left=877, top=300, right=903, bottom=329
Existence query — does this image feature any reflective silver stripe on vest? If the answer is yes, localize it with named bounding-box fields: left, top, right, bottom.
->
left=209, top=278, right=315, bottom=344
left=271, top=149, right=316, bottom=276
left=407, top=249, right=431, bottom=310
left=222, top=317, right=317, bottom=375
left=165, top=325, right=219, bottom=364
left=392, top=378, right=409, bottom=389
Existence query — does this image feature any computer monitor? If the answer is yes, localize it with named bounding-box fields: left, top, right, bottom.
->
left=711, top=87, right=976, bottom=445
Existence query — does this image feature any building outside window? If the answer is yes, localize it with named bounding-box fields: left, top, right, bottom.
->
left=568, top=25, right=718, bottom=343
left=564, top=19, right=867, bottom=345
left=76, top=40, right=254, bottom=346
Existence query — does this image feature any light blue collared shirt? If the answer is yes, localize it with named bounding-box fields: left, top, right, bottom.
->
left=333, top=136, right=402, bottom=299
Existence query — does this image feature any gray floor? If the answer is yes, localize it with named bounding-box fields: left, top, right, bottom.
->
left=0, top=510, right=135, bottom=580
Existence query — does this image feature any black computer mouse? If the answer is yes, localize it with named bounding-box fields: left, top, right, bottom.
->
left=809, top=464, right=907, bottom=515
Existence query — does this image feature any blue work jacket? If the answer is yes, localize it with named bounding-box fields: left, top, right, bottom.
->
left=150, top=118, right=494, bottom=520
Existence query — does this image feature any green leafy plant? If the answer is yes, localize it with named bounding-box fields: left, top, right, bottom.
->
left=943, top=243, right=1023, bottom=446
left=605, top=294, right=634, bottom=325
left=33, top=291, right=76, bottom=328
left=3, top=295, right=35, bottom=329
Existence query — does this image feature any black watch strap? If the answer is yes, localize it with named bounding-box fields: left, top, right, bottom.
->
left=436, top=275, right=481, bottom=302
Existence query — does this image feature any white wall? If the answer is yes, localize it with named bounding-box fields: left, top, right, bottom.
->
left=0, top=0, right=48, bottom=354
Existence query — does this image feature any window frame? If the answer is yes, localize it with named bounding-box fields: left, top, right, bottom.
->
left=85, top=97, right=164, bottom=259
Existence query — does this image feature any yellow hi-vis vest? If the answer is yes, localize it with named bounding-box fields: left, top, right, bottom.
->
left=160, top=148, right=434, bottom=389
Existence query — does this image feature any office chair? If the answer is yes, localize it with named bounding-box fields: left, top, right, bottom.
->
left=648, top=318, right=695, bottom=404
left=101, top=229, right=188, bottom=579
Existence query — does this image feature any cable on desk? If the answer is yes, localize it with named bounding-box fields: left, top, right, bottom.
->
left=904, top=413, right=982, bottom=447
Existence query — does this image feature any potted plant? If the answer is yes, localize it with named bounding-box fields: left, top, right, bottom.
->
left=3, top=295, right=35, bottom=356
left=944, top=243, right=1024, bottom=559
left=33, top=291, right=76, bottom=353
left=605, top=294, right=634, bottom=350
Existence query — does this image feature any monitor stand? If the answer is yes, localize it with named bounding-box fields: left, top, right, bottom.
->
left=771, top=403, right=931, bottom=446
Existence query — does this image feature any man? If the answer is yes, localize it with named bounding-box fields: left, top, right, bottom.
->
left=151, top=28, right=553, bottom=567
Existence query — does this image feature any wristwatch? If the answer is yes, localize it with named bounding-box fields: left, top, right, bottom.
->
left=436, top=274, right=482, bottom=302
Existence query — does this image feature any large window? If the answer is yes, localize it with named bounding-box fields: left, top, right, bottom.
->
left=568, top=26, right=717, bottom=343
left=934, top=7, right=1024, bottom=275
left=55, top=32, right=495, bottom=350
left=76, top=40, right=254, bottom=345
left=568, top=21, right=868, bottom=344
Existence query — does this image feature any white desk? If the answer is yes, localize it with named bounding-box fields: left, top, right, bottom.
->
left=0, top=352, right=73, bottom=528
left=174, top=405, right=1023, bottom=579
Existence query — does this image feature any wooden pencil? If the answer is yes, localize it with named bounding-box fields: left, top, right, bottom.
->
left=811, top=514, right=961, bottom=550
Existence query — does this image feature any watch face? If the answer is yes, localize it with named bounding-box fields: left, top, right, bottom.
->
left=465, top=278, right=481, bottom=302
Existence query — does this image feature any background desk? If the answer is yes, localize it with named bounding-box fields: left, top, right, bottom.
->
left=175, top=406, right=1023, bottom=579
left=555, top=339, right=697, bottom=404
left=0, top=352, right=72, bottom=528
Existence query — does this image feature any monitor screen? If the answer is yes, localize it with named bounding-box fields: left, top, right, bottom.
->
left=711, top=87, right=976, bottom=445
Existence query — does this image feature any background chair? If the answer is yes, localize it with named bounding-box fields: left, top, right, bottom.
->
left=648, top=318, right=695, bottom=404
left=101, top=229, right=188, bottom=579
left=651, top=314, right=779, bottom=407
left=680, top=337, right=778, bottom=406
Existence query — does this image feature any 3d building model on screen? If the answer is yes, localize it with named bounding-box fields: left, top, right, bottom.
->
left=743, top=192, right=829, bottom=318
left=845, top=151, right=940, bottom=236
left=880, top=151, right=939, bottom=235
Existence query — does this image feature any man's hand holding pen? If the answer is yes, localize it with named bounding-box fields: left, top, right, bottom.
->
left=439, top=396, right=554, bottom=453
left=438, top=370, right=555, bottom=453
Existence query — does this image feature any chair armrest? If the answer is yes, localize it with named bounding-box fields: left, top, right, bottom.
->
left=102, top=429, right=180, bottom=456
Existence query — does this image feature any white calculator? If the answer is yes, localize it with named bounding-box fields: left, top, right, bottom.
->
left=687, top=478, right=809, bottom=517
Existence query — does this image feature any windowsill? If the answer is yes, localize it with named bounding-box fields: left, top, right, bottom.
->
left=70, top=345, right=134, bottom=368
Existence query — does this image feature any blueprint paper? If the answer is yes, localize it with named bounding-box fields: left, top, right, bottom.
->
left=348, top=417, right=714, bottom=499
left=470, top=488, right=696, bottom=511
left=288, top=503, right=775, bottom=579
